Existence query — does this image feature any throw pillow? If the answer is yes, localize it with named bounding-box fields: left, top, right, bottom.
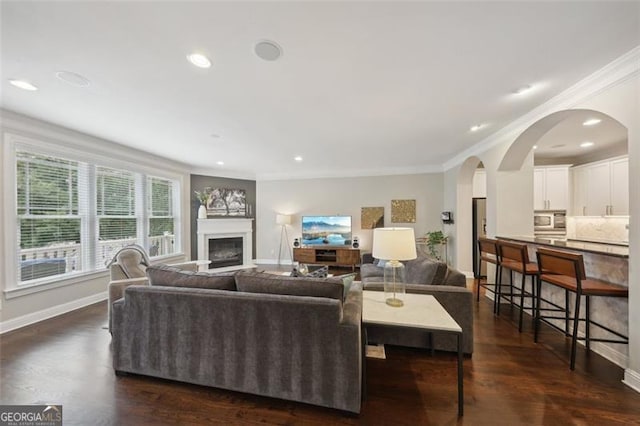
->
left=146, top=264, right=237, bottom=291
left=235, top=271, right=343, bottom=301
left=339, top=273, right=357, bottom=299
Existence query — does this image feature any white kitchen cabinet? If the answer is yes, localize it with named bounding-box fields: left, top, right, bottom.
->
left=610, top=158, right=629, bottom=215
left=533, top=166, right=569, bottom=210
left=571, top=167, right=588, bottom=216
left=571, top=156, right=629, bottom=216
left=585, top=162, right=610, bottom=215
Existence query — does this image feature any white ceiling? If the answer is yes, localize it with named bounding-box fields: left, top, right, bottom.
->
left=534, top=111, right=628, bottom=164
left=2, top=1, right=639, bottom=179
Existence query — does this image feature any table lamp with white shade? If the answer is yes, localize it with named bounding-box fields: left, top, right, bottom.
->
left=276, top=214, right=292, bottom=265
left=372, top=227, right=417, bottom=307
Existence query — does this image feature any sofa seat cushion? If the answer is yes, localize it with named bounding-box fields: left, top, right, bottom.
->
left=146, top=264, right=237, bottom=290
left=235, top=271, right=343, bottom=301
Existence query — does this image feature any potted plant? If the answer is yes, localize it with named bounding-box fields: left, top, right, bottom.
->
left=423, top=231, right=447, bottom=261
left=194, top=189, right=210, bottom=219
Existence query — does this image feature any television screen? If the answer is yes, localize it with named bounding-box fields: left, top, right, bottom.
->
left=301, top=215, right=352, bottom=246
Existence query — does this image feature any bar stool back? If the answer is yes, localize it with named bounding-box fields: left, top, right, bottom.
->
left=496, top=240, right=539, bottom=332
left=476, top=237, right=501, bottom=313
left=535, top=247, right=629, bottom=370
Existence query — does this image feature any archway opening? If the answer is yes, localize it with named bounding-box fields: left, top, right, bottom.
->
left=454, top=156, right=484, bottom=276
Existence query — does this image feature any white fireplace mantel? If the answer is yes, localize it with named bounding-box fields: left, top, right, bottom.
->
left=197, top=218, right=254, bottom=271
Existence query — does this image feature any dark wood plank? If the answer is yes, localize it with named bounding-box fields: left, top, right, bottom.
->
left=1, top=279, right=639, bottom=425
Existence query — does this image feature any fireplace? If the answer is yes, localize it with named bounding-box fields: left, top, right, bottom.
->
left=197, top=218, right=254, bottom=272
left=208, top=237, right=243, bottom=268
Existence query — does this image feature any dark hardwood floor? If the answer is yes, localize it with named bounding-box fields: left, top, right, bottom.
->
left=1, top=278, right=639, bottom=425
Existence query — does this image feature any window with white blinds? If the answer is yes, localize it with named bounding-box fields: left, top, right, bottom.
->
left=14, top=148, right=181, bottom=285
left=96, top=166, right=138, bottom=267
left=17, top=152, right=84, bottom=282
left=148, top=176, right=176, bottom=257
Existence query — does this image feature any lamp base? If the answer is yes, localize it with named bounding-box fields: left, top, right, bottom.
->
left=385, top=297, right=404, bottom=307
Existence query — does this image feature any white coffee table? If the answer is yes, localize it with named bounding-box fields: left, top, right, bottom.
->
left=362, top=290, right=464, bottom=417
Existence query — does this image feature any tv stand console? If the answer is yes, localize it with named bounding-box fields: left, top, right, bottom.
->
left=293, top=247, right=360, bottom=271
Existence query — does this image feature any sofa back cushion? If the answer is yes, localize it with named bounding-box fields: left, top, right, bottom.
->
left=404, top=256, right=448, bottom=284
left=235, top=271, right=343, bottom=301
left=146, top=264, right=237, bottom=290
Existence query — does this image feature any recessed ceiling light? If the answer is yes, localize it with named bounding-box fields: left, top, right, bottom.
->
left=583, top=118, right=602, bottom=126
left=470, top=124, right=484, bottom=132
left=533, top=145, right=538, bottom=150
left=9, top=79, right=38, bottom=91
left=254, top=40, right=282, bottom=61
left=55, top=71, right=90, bottom=87
left=294, top=156, right=303, bottom=162
left=216, top=161, right=224, bottom=166
left=580, top=141, right=594, bottom=148
left=187, top=53, right=211, bottom=68
left=512, top=84, right=533, bottom=95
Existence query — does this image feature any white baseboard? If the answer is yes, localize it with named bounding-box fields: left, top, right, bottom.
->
left=586, top=340, right=629, bottom=368
left=623, top=368, right=640, bottom=393
left=0, top=291, right=107, bottom=334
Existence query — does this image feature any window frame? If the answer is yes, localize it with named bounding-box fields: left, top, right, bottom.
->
left=3, top=132, right=184, bottom=296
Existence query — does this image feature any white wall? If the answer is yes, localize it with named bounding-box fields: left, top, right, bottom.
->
left=578, top=76, right=640, bottom=390
left=0, top=110, right=191, bottom=331
left=256, top=173, right=444, bottom=262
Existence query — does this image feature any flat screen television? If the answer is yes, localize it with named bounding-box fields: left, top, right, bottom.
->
left=301, top=215, right=352, bottom=246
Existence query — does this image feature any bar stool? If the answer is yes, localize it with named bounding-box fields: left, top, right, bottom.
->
left=534, top=247, right=628, bottom=370
left=476, top=237, right=502, bottom=313
left=496, top=240, right=539, bottom=332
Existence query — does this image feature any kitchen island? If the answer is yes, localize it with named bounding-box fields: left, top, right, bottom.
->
left=497, top=235, right=628, bottom=258
left=496, top=235, right=629, bottom=367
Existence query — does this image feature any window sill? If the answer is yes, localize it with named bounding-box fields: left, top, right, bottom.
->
left=4, top=253, right=187, bottom=300
left=4, top=270, right=110, bottom=300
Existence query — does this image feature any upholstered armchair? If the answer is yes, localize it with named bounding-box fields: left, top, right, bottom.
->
left=107, top=245, right=198, bottom=331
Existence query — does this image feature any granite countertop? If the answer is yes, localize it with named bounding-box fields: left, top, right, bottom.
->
left=497, top=236, right=629, bottom=258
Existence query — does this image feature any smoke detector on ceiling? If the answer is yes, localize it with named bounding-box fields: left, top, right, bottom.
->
left=254, top=40, right=282, bottom=61
left=55, top=71, right=90, bottom=87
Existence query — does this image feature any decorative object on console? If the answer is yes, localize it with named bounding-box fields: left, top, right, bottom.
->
left=391, top=200, right=416, bottom=223
left=194, top=189, right=210, bottom=219
left=361, top=206, right=384, bottom=229
left=372, top=227, right=417, bottom=307
left=207, top=188, right=246, bottom=216
left=276, top=214, right=292, bottom=265
left=291, top=264, right=328, bottom=278
left=417, top=231, right=448, bottom=262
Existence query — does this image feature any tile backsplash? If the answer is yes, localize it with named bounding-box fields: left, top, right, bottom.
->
left=566, top=216, right=629, bottom=243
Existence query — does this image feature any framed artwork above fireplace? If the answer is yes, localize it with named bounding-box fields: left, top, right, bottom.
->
left=206, top=188, right=247, bottom=216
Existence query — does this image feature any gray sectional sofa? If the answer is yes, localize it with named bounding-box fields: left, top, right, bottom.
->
left=361, top=254, right=474, bottom=354
left=360, top=253, right=466, bottom=287
left=111, top=266, right=363, bottom=413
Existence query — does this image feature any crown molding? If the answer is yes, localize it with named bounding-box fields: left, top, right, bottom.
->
left=256, top=164, right=443, bottom=181
left=0, top=108, right=192, bottom=175
left=189, top=166, right=257, bottom=181
left=443, top=45, right=640, bottom=171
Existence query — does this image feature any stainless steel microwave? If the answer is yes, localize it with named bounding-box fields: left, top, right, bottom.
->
left=534, top=210, right=566, bottom=231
